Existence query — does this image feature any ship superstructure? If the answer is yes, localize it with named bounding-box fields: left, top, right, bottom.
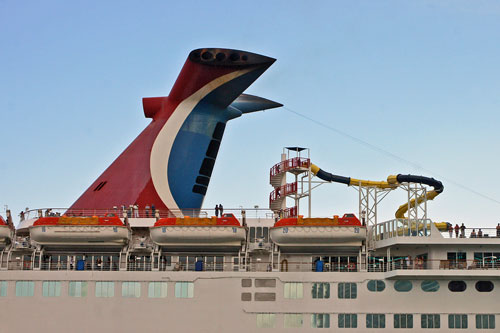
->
left=2, top=48, right=500, bottom=332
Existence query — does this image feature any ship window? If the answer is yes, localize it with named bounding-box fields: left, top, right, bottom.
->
left=421, top=280, right=440, bottom=292
left=311, top=314, right=330, bottom=328
left=284, top=314, right=303, bottom=328
left=93, top=181, right=107, bottom=191
left=199, top=158, right=215, bottom=177
left=42, top=281, right=61, bottom=297
left=0, top=281, right=7, bottom=297
left=338, top=282, right=357, bottom=299
left=394, top=280, right=412, bottom=292
left=394, top=314, right=413, bottom=329
left=447, top=252, right=466, bottom=269
left=338, top=314, right=357, bottom=328
left=15, top=281, right=34, bottom=297
left=448, top=281, right=467, bottom=292
left=421, top=314, right=440, bottom=329
left=250, top=227, right=256, bottom=243
left=69, top=281, right=87, bottom=297
left=475, top=281, right=494, bottom=292
left=474, top=252, right=500, bottom=268
left=122, top=282, right=141, bottom=298
left=476, top=314, right=495, bottom=329
left=195, top=175, right=210, bottom=186
left=148, top=282, right=167, bottom=298
left=284, top=282, right=303, bottom=299
left=263, top=227, right=269, bottom=243
left=205, top=140, right=221, bottom=159
left=95, top=281, right=114, bottom=297
left=256, top=227, right=263, bottom=239
left=448, top=314, right=467, bottom=329
left=175, top=282, right=194, bottom=298
left=367, top=280, right=385, bottom=292
left=192, top=184, right=207, bottom=195
left=212, top=122, right=226, bottom=140
left=366, top=314, right=385, bottom=328
left=256, top=313, right=275, bottom=328
left=312, top=282, right=330, bottom=299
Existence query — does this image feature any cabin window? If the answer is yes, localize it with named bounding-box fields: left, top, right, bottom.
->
left=448, top=281, right=467, bottom=292
left=95, top=281, right=114, bottom=297
left=447, top=252, right=466, bottom=269
left=250, top=227, right=256, bottom=243
left=448, top=314, right=467, bottom=329
left=367, top=280, right=385, bottom=292
left=338, top=282, right=357, bottom=299
left=476, top=314, right=495, bottom=329
left=311, top=314, right=330, bottom=328
left=421, top=280, right=439, bottom=292
left=473, top=252, right=500, bottom=268
left=175, top=282, right=194, bottom=298
left=284, top=314, right=303, bottom=328
left=263, top=227, right=269, bottom=242
left=475, top=281, right=494, bottom=292
left=366, top=314, right=385, bottom=328
left=69, top=281, right=87, bottom=297
left=421, top=314, right=440, bottom=329
left=394, top=314, right=413, bottom=329
left=284, top=282, right=303, bottom=299
left=0, top=281, right=7, bottom=296
left=394, top=280, right=412, bottom=292
left=338, top=314, right=357, bottom=328
left=42, top=281, right=61, bottom=297
left=256, top=227, right=263, bottom=239
left=122, top=282, right=141, bottom=298
left=256, top=313, right=275, bottom=328
left=15, top=281, right=34, bottom=297
left=148, top=282, right=167, bottom=298
left=312, top=282, right=330, bottom=299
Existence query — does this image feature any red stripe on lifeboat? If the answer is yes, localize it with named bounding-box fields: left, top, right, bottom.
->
left=274, top=214, right=363, bottom=228
left=0, top=216, right=6, bottom=226
left=154, top=213, right=241, bottom=227
left=33, top=216, right=124, bottom=226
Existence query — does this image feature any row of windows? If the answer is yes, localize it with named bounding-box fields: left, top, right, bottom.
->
left=2, top=281, right=193, bottom=298
left=284, top=280, right=495, bottom=300
left=256, top=313, right=496, bottom=329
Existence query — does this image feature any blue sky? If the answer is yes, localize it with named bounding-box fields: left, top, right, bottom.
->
left=1, top=0, right=500, bottom=227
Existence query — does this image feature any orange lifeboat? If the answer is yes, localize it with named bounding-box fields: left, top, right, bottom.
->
left=150, top=213, right=245, bottom=249
left=0, top=216, right=12, bottom=247
left=270, top=214, right=366, bottom=249
left=30, top=216, right=130, bottom=246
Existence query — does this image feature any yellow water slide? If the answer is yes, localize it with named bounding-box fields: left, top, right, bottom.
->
left=310, top=164, right=444, bottom=219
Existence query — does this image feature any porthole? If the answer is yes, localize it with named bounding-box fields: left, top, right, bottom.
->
left=394, top=280, right=412, bottom=292
left=448, top=281, right=467, bottom=292
left=421, top=280, right=440, bottom=292
left=367, top=280, right=385, bottom=292
left=475, top=281, right=494, bottom=292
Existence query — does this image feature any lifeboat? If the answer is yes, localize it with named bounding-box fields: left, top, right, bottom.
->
left=0, top=216, right=12, bottom=247
left=30, top=215, right=130, bottom=246
left=150, top=213, right=246, bottom=250
left=270, top=214, right=366, bottom=250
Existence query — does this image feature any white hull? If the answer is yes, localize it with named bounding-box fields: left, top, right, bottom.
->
left=271, top=225, right=366, bottom=246
left=29, top=225, right=130, bottom=246
left=150, top=225, right=246, bottom=247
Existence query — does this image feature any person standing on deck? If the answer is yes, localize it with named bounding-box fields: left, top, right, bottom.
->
left=496, top=223, right=500, bottom=238
left=219, top=204, right=224, bottom=216
left=460, top=223, right=466, bottom=238
left=454, top=224, right=459, bottom=238
left=215, top=204, right=219, bottom=217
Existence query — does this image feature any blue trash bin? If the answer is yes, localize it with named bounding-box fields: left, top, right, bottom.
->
left=315, top=260, right=324, bottom=272
left=76, top=260, right=85, bottom=271
left=195, top=260, right=203, bottom=271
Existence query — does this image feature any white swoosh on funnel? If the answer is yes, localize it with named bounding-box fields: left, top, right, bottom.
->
left=150, top=69, right=253, bottom=217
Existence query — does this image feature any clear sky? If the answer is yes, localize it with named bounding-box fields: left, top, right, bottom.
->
left=1, top=0, right=500, bottom=227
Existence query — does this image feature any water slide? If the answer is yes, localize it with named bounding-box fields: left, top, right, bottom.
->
left=310, top=164, right=444, bottom=219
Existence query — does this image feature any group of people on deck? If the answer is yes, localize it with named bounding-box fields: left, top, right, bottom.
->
left=214, top=204, right=224, bottom=217
left=448, top=223, right=500, bottom=238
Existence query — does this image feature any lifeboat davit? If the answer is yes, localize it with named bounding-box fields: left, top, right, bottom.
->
left=150, top=213, right=246, bottom=250
left=270, top=214, right=366, bottom=250
left=30, top=216, right=130, bottom=246
left=0, top=216, right=12, bottom=247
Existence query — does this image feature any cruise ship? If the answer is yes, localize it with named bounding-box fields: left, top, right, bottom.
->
left=2, top=48, right=500, bottom=332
